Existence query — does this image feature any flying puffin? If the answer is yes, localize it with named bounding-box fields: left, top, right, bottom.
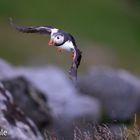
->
left=10, top=18, right=82, bottom=82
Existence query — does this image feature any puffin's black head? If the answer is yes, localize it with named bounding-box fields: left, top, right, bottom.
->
left=48, top=29, right=77, bottom=47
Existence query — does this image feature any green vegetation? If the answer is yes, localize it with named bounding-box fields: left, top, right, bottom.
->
left=0, top=0, right=140, bottom=73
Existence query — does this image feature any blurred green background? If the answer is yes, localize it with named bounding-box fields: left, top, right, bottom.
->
left=0, top=0, right=140, bottom=74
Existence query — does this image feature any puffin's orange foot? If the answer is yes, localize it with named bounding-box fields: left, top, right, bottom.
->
left=72, top=52, right=75, bottom=60
left=57, top=48, right=62, bottom=54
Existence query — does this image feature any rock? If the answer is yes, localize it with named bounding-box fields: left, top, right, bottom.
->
left=0, top=59, right=101, bottom=120
left=78, top=67, right=140, bottom=122
left=0, top=59, right=14, bottom=79
left=0, top=82, right=44, bottom=140
left=0, top=59, right=101, bottom=139
left=2, top=76, right=52, bottom=132
left=12, top=66, right=101, bottom=139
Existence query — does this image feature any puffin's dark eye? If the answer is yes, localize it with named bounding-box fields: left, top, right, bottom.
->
left=57, top=36, right=60, bottom=39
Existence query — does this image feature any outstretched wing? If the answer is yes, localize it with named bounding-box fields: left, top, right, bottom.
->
left=69, top=48, right=82, bottom=82
left=9, top=18, right=53, bottom=35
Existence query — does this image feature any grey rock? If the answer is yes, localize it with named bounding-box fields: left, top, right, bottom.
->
left=0, top=59, right=101, bottom=122
left=0, top=59, right=101, bottom=139
left=2, top=76, right=52, bottom=132
left=0, top=82, right=44, bottom=140
left=78, top=67, right=140, bottom=121
left=13, top=67, right=101, bottom=139
left=15, top=66, right=101, bottom=122
left=0, top=59, right=14, bottom=79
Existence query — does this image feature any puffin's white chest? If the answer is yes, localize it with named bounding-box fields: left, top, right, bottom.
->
left=59, top=41, right=75, bottom=52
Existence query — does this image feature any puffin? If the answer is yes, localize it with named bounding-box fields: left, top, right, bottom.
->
left=10, top=18, right=82, bottom=82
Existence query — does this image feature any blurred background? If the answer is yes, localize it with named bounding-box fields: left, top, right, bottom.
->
left=0, top=1, right=140, bottom=139
left=0, top=0, right=140, bottom=75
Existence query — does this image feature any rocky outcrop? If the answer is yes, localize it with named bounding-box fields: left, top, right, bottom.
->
left=2, top=76, right=52, bottom=132
left=78, top=67, right=140, bottom=122
left=1, top=59, right=140, bottom=139
left=0, top=59, right=101, bottom=139
left=0, top=82, right=43, bottom=140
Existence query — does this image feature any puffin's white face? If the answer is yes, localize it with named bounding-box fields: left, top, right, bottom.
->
left=48, top=28, right=65, bottom=46
left=52, top=34, right=64, bottom=45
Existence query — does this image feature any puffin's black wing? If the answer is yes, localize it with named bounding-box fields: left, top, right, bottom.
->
left=69, top=48, right=82, bottom=82
left=9, top=18, right=52, bottom=35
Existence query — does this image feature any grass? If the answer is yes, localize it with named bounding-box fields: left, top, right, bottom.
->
left=44, top=116, right=140, bottom=140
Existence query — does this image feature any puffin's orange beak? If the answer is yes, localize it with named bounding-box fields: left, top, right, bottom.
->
left=48, top=39, right=55, bottom=46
